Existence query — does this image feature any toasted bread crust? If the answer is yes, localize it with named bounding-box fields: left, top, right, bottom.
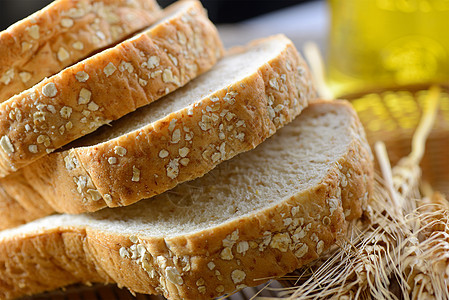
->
left=0, top=0, right=223, bottom=176
left=0, top=0, right=160, bottom=102
left=0, top=101, right=374, bottom=299
left=0, top=172, right=53, bottom=228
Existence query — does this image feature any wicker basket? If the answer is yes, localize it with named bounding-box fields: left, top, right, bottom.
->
left=347, top=85, right=449, bottom=197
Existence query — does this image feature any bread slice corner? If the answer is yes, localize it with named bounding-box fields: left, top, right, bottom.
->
left=0, top=0, right=223, bottom=176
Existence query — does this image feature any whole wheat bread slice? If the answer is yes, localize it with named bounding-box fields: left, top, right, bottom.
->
left=0, top=0, right=161, bottom=102
left=0, top=0, right=223, bottom=176
left=0, top=100, right=373, bottom=300
left=0, top=34, right=316, bottom=229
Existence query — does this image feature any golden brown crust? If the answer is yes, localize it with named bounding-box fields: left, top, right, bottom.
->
left=19, top=35, right=316, bottom=217
left=0, top=0, right=161, bottom=102
left=0, top=0, right=223, bottom=176
left=0, top=172, right=53, bottom=229
left=0, top=101, right=373, bottom=299
left=0, top=228, right=112, bottom=298
left=337, top=108, right=374, bottom=220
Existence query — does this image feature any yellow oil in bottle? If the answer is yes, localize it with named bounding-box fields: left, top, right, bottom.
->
left=327, top=0, right=449, bottom=98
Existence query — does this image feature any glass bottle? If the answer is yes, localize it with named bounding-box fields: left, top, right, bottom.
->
left=327, top=0, right=449, bottom=98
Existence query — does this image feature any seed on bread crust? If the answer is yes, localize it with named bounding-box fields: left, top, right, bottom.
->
left=103, top=62, right=117, bottom=77
left=78, top=88, right=92, bottom=104
left=75, top=71, right=89, bottom=82
left=87, top=102, right=99, bottom=111
left=159, top=150, right=169, bottom=158
left=60, top=107, right=72, bottom=119
left=0, top=136, right=14, bottom=154
left=57, top=48, right=70, bottom=62
left=179, top=147, right=189, bottom=157
left=26, top=25, right=40, bottom=39
left=72, top=41, right=84, bottom=50
left=167, top=159, right=180, bottom=179
left=60, top=18, right=74, bottom=28
left=166, top=267, right=183, bottom=285
left=132, top=166, right=140, bottom=182
left=42, top=83, right=58, bottom=97
left=19, top=72, right=32, bottom=83
left=114, top=146, right=127, bottom=157
left=231, top=270, right=246, bottom=284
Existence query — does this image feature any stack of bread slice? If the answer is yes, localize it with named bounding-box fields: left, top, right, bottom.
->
left=0, top=0, right=374, bottom=299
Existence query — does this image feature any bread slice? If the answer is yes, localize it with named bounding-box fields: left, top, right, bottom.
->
left=0, top=0, right=223, bottom=176
left=0, top=100, right=373, bottom=300
left=0, top=0, right=161, bottom=102
left=0, top=34, right=317, bottom=229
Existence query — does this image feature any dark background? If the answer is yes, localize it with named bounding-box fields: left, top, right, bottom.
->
left=0, top=0, right=314, bottom=30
